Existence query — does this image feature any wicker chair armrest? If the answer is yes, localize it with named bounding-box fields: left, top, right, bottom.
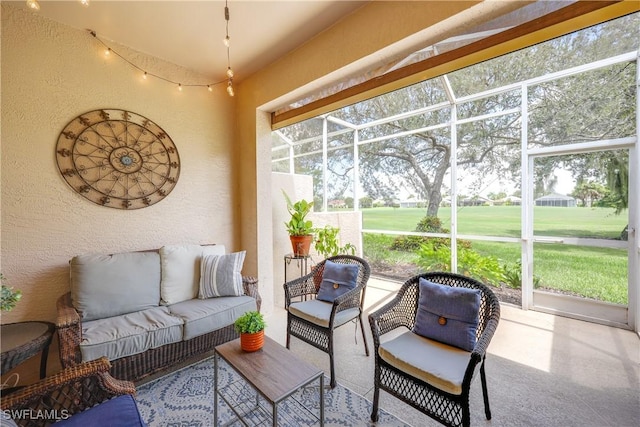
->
left=331, top=283, right=364, bottom=313
left=2, top=357, right=135, bottom=426
left=242, top=276, right=261, bottom=312
left=283, top=273, right=317, bottom=308
left=56, top=293, right=80, bottom=328
left=56, top=293, right=83, bottom=368
left=471, top=306, right=501, bottom=358
left=368, top=288, right=416, bottom=347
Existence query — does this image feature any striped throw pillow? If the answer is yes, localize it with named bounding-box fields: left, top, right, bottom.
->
left=198, top=251, right=246, bottom=298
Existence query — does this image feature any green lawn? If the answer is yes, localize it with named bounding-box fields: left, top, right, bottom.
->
left=362, top=206, right=627, bottom=239
left=361, top=206, right=629, bottom=304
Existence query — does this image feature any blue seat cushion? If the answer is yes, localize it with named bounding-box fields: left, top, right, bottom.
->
left=413, top=278, right=481, bottom=351
left=56, top=394, right=146, bottom=427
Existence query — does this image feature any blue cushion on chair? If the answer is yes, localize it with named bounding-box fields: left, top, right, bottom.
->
left=56, top=394, right=146, bottom=427
left=413, top=278, right=481, bottom=351
left=316, top=260, right=359, bottom=303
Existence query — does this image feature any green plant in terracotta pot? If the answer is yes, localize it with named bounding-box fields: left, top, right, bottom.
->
left=234, top=310, right=266, bottom=352
left=282, top=190, right=315, bottom=256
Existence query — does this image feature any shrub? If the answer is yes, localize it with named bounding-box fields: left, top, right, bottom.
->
left=392, top=215, right=459, bottom=251
left=415, top=216, right=447, bottom=233
left=416, top=241, right=505, bottom=285
left=502, top=261, right=542, bottom=289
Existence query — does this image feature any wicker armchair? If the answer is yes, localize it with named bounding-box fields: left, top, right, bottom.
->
left=284, top=255, right=371, bottom=388
left=369, top=272, right=501, bottom=427
left=1, top=357, right=136, bottom=427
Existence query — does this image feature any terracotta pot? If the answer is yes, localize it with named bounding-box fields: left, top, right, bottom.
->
left=240, top=330, right=264, bottom=352
left=290, top=234, right=313, bottom=256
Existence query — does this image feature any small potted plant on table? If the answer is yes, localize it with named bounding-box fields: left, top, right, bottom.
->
left=234, top=310, right=266, bottom=352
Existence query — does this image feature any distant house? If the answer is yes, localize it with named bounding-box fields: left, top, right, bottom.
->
left=399, top=199, right=426, bottom=208
left=495, top=195, right=522, bottom=206
left=459, top=196, right=494, bottom=207
left=535, top=193, right=576, bottom=207
left=328, top=199, right=346, bottom=209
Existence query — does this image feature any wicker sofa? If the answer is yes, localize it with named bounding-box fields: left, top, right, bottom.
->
left=56, top=244, right=261, bottom=382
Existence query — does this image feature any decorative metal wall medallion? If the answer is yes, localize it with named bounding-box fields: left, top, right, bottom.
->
left=55, top=109, right=180, bottom=209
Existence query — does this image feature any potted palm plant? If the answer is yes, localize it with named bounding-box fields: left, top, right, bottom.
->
left=234, top=310, right=266, bottom=352
left=283, top=191, right=315, bottom=256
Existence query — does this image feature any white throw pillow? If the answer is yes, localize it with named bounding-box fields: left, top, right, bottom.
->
left=199, top=251, right=246, bottom=298
left=160, top=244, right=226, bottom=304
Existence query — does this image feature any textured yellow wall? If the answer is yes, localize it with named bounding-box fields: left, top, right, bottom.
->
left=1, top=4, right=238, bottom=329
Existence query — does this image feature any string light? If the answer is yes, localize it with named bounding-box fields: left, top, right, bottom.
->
left=87, top=30, right=226, bottom=93
left=26, top=0, right=40, bottom=11
left=224, top=0, right=234, bottom=96
left=27, top=3, right=233, bottom=95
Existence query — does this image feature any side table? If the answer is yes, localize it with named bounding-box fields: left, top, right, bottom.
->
left=1, top=321, right=55, bottom=379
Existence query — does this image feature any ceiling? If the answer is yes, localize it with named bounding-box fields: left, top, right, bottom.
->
left=15, top=0, right=368, bottom=83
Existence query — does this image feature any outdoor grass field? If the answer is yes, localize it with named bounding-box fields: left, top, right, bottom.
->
left=361, top=206, right=629, bottom=304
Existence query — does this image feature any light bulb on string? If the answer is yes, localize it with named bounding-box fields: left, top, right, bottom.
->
left=87, top=29, right=231, bottom=97
left=223, top=36, right=230, bottom=47
left=26, top=0, right=40, bottom=11
left=80, top=0, right=90, bottom=7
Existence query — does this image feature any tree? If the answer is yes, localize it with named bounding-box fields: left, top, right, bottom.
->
left=359, top=196, right=373, bottom=208
left=571, top=181, right=608, bottom=207
left=277, top=14, right=638, bottom=217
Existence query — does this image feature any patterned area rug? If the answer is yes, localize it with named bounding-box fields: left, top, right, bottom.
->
left=135, top=356, right=408, bottom=426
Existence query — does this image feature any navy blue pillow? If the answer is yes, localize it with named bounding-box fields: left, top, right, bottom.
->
left=316, top=260, right=359, bottom=303
left=56, top=394, right=146, bottom=427
left=413, top=278, right=481, bottom=351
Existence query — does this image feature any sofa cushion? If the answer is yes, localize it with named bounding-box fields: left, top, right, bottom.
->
left=159, top=244, right=226, bottom=305
left=378, top=330, right=471, bottom=395
left=80, top=307, right=183, bottom=362
left=56, top=395, right=146, bottom=427
left=70, top=252, right=161, bottom=321
left=198, top=251, right=246, bottom=298
left=168, top=296, right=256, bottom=340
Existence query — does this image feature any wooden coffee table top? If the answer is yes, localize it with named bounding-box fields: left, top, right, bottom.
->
left=215, top=335, right=323, bottom=404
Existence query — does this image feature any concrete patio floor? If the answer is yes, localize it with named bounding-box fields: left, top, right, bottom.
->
left=266, top=277, right=640, bottom=426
